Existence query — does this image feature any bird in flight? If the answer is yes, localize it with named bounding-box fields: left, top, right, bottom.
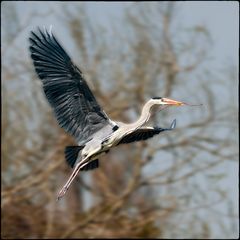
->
left=29, top=28, right=194, bottom=200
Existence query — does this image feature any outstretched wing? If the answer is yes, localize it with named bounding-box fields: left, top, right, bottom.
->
left=118, top=119, right=176, bottom=145
left=29, top=28, right=112, bottom=144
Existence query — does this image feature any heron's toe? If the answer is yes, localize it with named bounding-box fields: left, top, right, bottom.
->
left=56, top=187, right=68, bottom=201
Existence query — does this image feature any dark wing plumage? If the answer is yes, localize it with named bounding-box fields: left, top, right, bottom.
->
left=81, top=159, right=99, bottom=171
left=29, top=28, right=111, bottom=144
left=118, top=119, right=176, bottom=145
left=65, top=146, right=84, bottom=168
left=65, top=146, right=99, bottom=171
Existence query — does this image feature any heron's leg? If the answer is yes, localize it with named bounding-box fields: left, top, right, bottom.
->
left=57, top=157, right=90, bottom=201
left=57, top=145, right=103, bottom=200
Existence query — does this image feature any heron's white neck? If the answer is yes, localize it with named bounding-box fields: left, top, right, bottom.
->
left=133, top=100, right=154, bottom=128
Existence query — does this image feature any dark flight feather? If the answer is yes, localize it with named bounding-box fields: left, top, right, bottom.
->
left=81, top=159, right=99, bottom=171
left=65, top=146, right=99, bottom=171
left=118, top=119, right=176, bottom=145
left=65, top=146, right=84, bottom=168
left=29, top=28, right=111, bottom=144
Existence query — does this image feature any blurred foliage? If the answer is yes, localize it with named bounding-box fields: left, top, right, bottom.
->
left=1, top=2, right=238, bottom=239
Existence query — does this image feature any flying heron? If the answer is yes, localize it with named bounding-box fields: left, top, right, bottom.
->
left=29, top=28, right=196, bottom=200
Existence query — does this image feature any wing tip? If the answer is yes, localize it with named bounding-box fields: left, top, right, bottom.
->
left=29, top=26, right=53, bottom=42
left=170, top=119, right=177, bottom=129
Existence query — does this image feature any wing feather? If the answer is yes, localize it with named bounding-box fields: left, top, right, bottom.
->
left=29, top=28, right=111, bottom=143
left=118, top=119, right=176, bottom=145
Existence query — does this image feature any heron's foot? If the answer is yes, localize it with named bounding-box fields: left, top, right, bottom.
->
left=56, top=186, right=68, bottom=201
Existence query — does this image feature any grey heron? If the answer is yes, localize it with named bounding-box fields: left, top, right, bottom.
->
left=29, top=28, right=193, bottom=200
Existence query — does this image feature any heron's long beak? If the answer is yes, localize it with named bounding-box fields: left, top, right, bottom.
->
left=161, top=98, right=185, bottom=106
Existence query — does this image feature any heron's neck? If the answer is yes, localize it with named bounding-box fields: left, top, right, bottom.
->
left=134, top=100, right=153, bottom=127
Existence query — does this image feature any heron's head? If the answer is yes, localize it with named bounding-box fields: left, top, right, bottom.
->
left=151, top=97, right=185, bottom=106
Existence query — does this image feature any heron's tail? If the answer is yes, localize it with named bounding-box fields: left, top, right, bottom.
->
left=65, top=146, right=99, bottom=171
